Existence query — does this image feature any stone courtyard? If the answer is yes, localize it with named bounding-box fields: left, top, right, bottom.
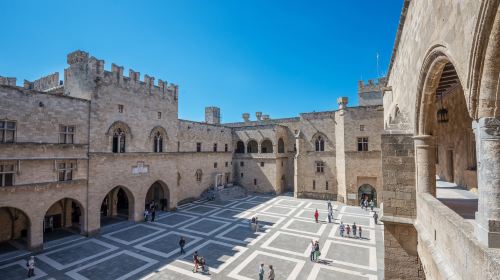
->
left=0, top=194, right=383, bottom=280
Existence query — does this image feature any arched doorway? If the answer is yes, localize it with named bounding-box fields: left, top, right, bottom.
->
left=100, top=186, right=133, bottom=226
left=358, top=184, right=376, bottom=206
left=145, top=181, right=170, bottom=212
left=43, top=198, right=83, bottom=243
left=0, top=207, right=29, bottom=251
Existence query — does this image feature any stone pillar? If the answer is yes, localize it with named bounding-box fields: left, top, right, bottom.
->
left=64, top=199, right=72, bottom=228
left=414, top=135, right=436, bottom=196
left=29, top=217, right=43, bottom=252
left=111, top=192, right=118, bottom=216
left=133, top=196, right=145, bottom=222
left=474, top=117, right=500, bottom=248
left=293, top=132, right=303, bottom=198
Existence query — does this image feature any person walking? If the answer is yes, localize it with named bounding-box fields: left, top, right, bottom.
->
left=192, top=251, right=199, bottom=273
left=346, top=224, right=351, bottom=237
left=251, top=217, right=256, bottom=231
left=314, top=209, right=319, bottom=223
left=144, top=208, right=149, bottom=222
left=352, top=222, right=357, bottom=237
left=359, top=226, right=363, bottom=239
left=339, top=222, right=345, bottom=237
left=327, top=211, right=332, bottom=223
left=258, top=263, right=265, bottom=280
left=310, top=240, right=316, bottom=261
left=364, top=199, right=368, bottom=211
left=314, top=241, right=320, bottom=261
left=369, top=200, right=374, bottom=211
left=267, top=265, right=275, bottom=280
left=255, top=217, right=259, bottom=232
left=373, top=212, right=379, bottom=225
left=27, top=256, right=35, bottom=278
left=151, top=204, right=156, bottom=222
left=327, top=200, right=332, bottom=211
left=179, top=236, right=186, bottom=255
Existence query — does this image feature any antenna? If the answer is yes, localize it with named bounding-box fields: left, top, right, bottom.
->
left=376, top=52, right=380, bottom=78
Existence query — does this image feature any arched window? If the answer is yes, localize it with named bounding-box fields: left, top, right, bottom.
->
left=278, top=138, right=285, bottom=153
left=153, top=131, right=163, bottom=153
left=195, top=169, right=203, bottom=182
left=261, top=139, right=273, bottom=153
left=235, top=141, right=245, bottom=154
left=112, top=128, right=126, bottom=153
left=315, top=136, right=325, bottom=152
left=247, top=140, right=258, bottom=153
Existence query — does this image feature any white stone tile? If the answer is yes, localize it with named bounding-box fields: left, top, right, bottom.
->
left=260, top=231, right=311, bottom=257
left=307, top=264, right=377, bottom=280
left=322, top=240, right=377, bottom=271
left=281, top=218, right=327, bottom=236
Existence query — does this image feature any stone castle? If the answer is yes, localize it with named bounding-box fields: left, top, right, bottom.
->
left=1, top=0, right=499, bottom=279
left=0, top=50, right=384, bottom=253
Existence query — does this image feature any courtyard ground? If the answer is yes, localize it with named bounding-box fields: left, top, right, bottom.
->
left=0, top=194, right=384, bottom=280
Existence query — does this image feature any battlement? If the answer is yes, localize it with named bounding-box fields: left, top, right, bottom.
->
left=23, top=72, right=62, bottom=92
left=358, top=77, right=387, bottom=93
left=0, top=76, right=17, bottom=86
left=65, top=50, right=179, bottom=100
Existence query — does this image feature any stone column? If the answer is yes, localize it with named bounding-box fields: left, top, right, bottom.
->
left=474, top=117, right=500, bottom=248
left=64, top=199, right=73, bottom=228
left=293, top=132, right=303, bottom=198
left=414, top=135, right=436, bottom=196
left=29, top=216, right=44, bottom=252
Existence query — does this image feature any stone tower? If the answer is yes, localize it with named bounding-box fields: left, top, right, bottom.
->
left=205, top=106, right=221, bottom=125
left=357, top=77, right=386, bottom=106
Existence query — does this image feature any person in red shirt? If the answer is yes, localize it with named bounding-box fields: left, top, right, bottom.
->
left=314, top=209, right=319, bottom=223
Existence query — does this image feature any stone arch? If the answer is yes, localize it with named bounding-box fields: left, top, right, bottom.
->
left=415, top=45, right=466, bottom=135
left=247, top=139, right=258, bottom=153
left=0, top=206, right=30, bottom=249
left=468, top=1, right=500, bottom=119
left=145, top=180, right=170, bottom=211
left=358, top=184, right=377, bottom=206
left=43, top=198, right=85, bottom=242
left=100, top=186, right=135, bottom=225
left=278, top=138, right=285, bottom=153
left=106, top=121, right=132, bottom=137
left=261, top=139, right=274, bottom=153
left=235, top=140, right=245, bottom=153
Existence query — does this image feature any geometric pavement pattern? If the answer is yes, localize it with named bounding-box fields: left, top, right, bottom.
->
left=0, top=193, right=384, bottom=280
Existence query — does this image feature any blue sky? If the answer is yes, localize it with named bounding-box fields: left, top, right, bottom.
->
left=1, top=0, right=402, bottom=122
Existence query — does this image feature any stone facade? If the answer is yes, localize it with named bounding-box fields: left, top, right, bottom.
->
left=0, top=50, right=385, bottom=252
left=382, top=0, right=500, bottom=279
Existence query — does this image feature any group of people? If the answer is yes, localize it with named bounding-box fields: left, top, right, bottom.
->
left=144, top=200, right=158, bottom=222
left=313, top=200, right=335, bottom=223
left=360, top=198, right=375, bottom=212
left=192, top=251, right=209, bottom=274
left=258, top=263, right=275, bottom=280
left=309, top=240, right=321, bottom=262
left=339, top=222, right=363, bottom=238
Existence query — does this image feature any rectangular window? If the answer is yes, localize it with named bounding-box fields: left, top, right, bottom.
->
left=0, top=164, right=15, bottom=186
left=225, top=144, right=228, bottom=152
left=357, top=137, right=369, bottom=152
left=196, top=142, right=202, bottom=152
left=326, top=181, right=329, bottom=190
left=118, top=104, right=124, bottom=113
left=254, top=178, right=257, bottom=185
left=57, top=161, right=75, bottom=181
left=240, top=161, right=244, bottom=167
left=59, top=125, right=75, bottom=144
left=316, top=161, right=325, bottom=173
left=360, top=125, right=365, bottom=131
left=0, top=121, right=16, bottom=143
left=240, top=173, right=244, bottom=178
left=214, top=162, right=218, bottom=168
left=157, top=112, right=162, bottom=119
left=313, top=180, right=316, bottom=190
left=213, top=143, right=217, bottom=152
left=260, top=162, right=264, bottom=167
left=225, top=162, right=228, bottom=167
left=177, top=141, right=180, bottom=152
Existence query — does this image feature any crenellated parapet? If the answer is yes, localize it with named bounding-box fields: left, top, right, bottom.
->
left=64, top=50, right=179, bottom=101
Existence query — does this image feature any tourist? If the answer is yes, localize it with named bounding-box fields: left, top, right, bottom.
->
left=310, top=240, right=316, bottom=261
left=314, top=241, right=321, bottom=261
left=369, top=200, right=374, bottom=211
left=359, top=226, right=363, bottom=239
left=352, top=222, right=357, bottom=237
left=192, top=251, right=199, bottom=273
left=255, top=217, right=259, bottom=232
left=364, top=199, right=368, bottom=211
left=339, top=222, right=345, bottom=237
left=314, top=209, right=319, bottom=223
left=200, top=256, right=209, bottom=274
left=346, top=224, right=351, bottom=237
left=373, top=212, right=379, bottom=225
left=259, top=263, right=265, bottom=280
left=179, top=236, right=186, bottom=255
left=328, top=211, right=332, bottom=223
left=144, top=209, right=149, bottom=222
left=151, top=204, right=156, bottom=222
left=327, top=200, right=332, bottom=211
left=267, top=265, right=275, bottom=280
left=251, top=217, right=256, bottom=231
left=26, top=256, right=35, bottom=278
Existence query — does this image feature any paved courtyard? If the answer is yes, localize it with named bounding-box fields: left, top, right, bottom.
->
left=0, top=194, right=384, bottom=279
